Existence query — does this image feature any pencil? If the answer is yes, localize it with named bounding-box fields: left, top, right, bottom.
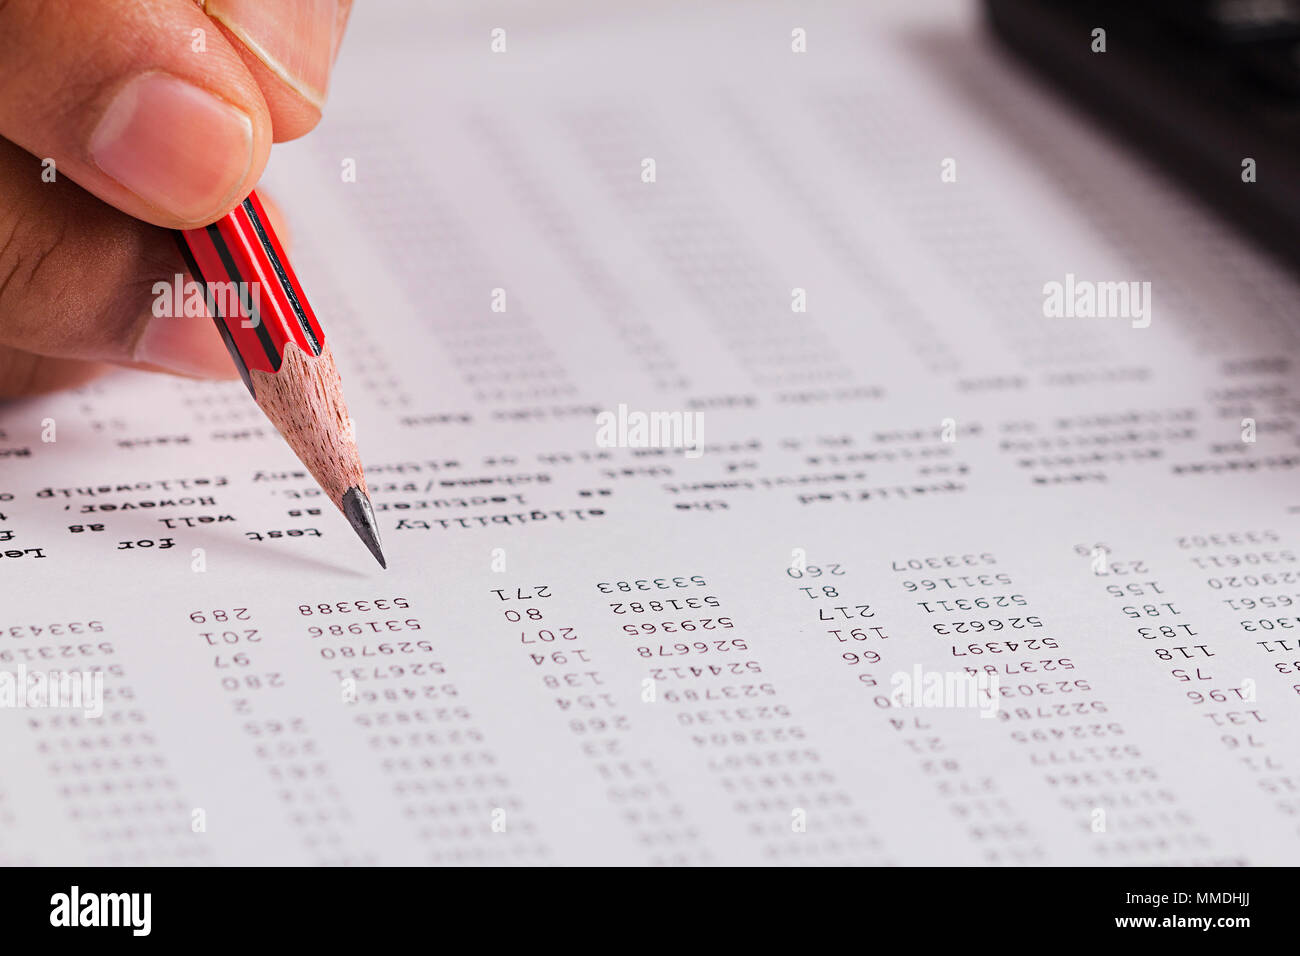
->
left=173, top=190, right=386, bottom=569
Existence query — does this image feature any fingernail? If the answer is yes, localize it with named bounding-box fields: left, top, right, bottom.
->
left=132, top=315, right=237, bottom=379
left=206, top=0, right=338, bottom=108
left=91, top=72, right=253, bottom=225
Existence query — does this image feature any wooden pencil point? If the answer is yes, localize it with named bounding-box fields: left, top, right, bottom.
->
left=248, top=341, right=385, bottom=567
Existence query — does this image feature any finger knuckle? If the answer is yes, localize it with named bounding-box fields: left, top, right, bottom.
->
left=0, top=192, right=70, bottom=340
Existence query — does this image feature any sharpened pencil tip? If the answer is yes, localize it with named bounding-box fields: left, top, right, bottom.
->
left=341, top=486, right=387, bottom=569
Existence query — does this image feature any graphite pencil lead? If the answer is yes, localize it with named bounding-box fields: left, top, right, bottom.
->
left=341, top=486, right=386, bottom=569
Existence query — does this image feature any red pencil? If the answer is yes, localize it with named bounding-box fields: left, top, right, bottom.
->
left=174, top=191, right=385, bottom=568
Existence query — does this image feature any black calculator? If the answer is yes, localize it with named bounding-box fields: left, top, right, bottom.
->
left=985, top=0, right=1300, bottom=269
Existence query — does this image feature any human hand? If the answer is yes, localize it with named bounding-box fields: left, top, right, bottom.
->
left=0, top=0, right=351, bottom=396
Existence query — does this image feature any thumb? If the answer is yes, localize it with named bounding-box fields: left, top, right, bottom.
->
left=0, top=0, right=272, bottom=228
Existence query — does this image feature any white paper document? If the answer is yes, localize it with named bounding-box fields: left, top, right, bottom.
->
left=3, top=1, right=1300, bottom=865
